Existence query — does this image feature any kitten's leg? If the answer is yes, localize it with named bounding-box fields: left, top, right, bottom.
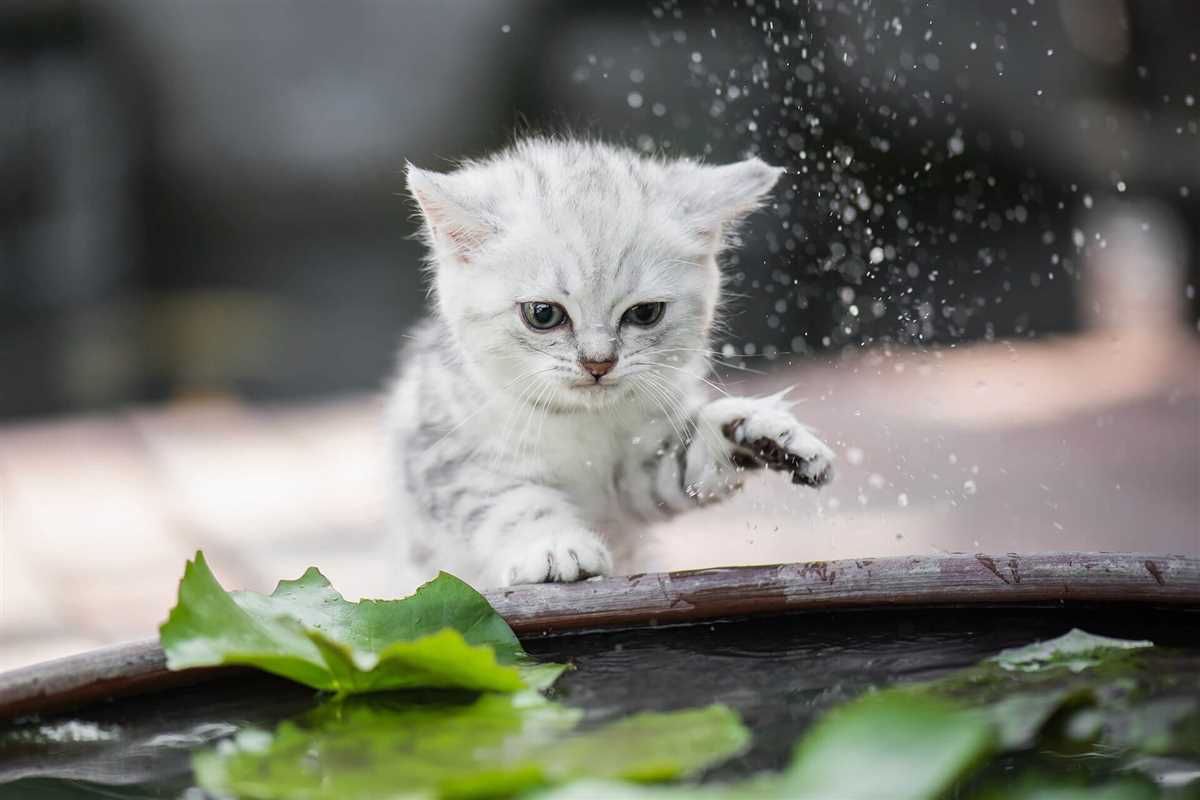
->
left=463, top=483, right=614, bottom=587
left=616, top=393, right=833, bottom=517
left=694, top=393, right=835, bottom=491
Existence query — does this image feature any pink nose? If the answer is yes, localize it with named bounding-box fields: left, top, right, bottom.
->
left=581, top=359, right=616, bottom=379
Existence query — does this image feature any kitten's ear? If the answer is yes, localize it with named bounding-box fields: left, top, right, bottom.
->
left=406, top=163, right=495, bottom=264
left=671, top=157, right=785, bottom=249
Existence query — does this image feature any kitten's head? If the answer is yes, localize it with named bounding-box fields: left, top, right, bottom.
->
left=407, top=139, right=782, bottom=412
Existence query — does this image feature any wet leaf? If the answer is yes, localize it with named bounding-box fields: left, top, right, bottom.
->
left=540, top=706, right=751, bottom=784
left=193, top=694, right=748, bottom=800
left=160, top=552, right=564, bottom=694
left=538, top=693, right=994, bottom=800
left=921, top=669, right=1098, bottom=750
left=977, top=688, right=1093, bottom=749
left=971, top=772, right=1161, bottom=800
left=782, top=690, right=995, bottom=800
left=919, top=630, right=1179, bottom=751
left=992, top=629, right=1153, bottom=674
left=540, top=631, right=1197, bottom=800
left=537, top=692, right=996, bottom=800
left=1097, top=696, right=1200, bottom=757
left=532, top=779, right=764, bottom=799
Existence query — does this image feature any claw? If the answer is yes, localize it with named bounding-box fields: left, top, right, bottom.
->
left=792, top=461, right=834, bottom=488
left=746, top=435, right=833, bottom=488
left=720, top=416, right=747, bottom=444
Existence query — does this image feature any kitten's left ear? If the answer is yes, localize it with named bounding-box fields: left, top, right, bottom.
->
left=671, top=157, right=786, bottom=248
left=407, top=163, right=496, bottom=264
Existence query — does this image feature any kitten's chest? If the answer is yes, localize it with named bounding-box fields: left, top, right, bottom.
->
left=536, top=410, right=667, bottom=502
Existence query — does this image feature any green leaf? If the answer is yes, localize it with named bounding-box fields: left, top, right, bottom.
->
left=992, top=629, right=1154, bottom=674
left=918, top=630, right=1169, bottom=751
left=193, top=694, right=749, bottom=800
left=975, top=688, right=1094, bottom=750
left=970, top=773, right=1161, bottom=800
left=541, top=706, right=750, bottom=784
left=1003, top=786, right=1158, bottom=800
left=533, top=779, right=760, bottom=799
left=540, top=692, right=997, bottom=800
left=159, top=552, right=564, bottom=694
left=538, top=631, right=1191, bottom=800
left=783, top=690, right=995, bottom=800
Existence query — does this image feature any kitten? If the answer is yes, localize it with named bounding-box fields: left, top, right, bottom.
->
left=387, top=138, right=834, bottom=588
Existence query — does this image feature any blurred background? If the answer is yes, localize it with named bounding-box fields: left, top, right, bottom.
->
left=1, top=0, right=1197, bottom=669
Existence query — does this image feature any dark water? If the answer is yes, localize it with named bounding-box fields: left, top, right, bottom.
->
left=0, top=674, right=317, bottom=798
left=524, top=606, right=1200, bottom=782
left=2, top=606, right=1197, bottom=798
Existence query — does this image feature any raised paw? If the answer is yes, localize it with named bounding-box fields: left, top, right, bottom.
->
left=498, top=529, right=614, bottom=586
left=722, top=406, right=835, bottom=488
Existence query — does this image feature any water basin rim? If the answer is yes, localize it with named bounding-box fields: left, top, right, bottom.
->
left=0, top=551, right=1195, bottom=721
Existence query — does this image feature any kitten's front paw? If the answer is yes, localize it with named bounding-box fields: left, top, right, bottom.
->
left=723, top=406, right=835, bottom=488
left=499, top=529, right=613, bottom=586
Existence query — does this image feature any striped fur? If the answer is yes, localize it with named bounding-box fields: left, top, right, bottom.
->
left=387, top=139, right=833, bottom=588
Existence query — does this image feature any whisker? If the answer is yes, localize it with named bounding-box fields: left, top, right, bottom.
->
left=633, top=360, right=730, bottom=398
left=493, top=376, right=544, bottom=467
left=642, top=371, right=727, bottom=464
left=710, top=348, right=811, bottom=359
left=421, top=366, right=555, bottom=458
left=517, top=379, right=556, bottom=464
left=636, top=374, right=687, bottom=445
left=532, top=378, right=557, bottom=454
left=629, top=345, right=768, bottom=376
left=640, top=372, right=715, bottom=458
left=638, top=378, right=682, bottom=441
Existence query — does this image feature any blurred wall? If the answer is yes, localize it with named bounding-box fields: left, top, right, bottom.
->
left=1, top=0, right=1196, bottom=420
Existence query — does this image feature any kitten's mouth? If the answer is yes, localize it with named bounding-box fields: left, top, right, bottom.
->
left=569, top=376, right=623, bottom=395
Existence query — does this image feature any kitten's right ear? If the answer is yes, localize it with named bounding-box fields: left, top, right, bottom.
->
left=668, top=157, right=786, bottom=252
left=406, top=163, right=494, bottom=264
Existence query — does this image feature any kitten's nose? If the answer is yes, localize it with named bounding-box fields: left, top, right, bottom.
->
left=580, top=358, right=617, bottom=380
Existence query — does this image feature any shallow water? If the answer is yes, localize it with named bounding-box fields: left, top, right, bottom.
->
left=2, top=606, right=1197, bottom=797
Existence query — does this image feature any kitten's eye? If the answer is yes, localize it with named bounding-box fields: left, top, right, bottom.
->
left=622, top=302, right=666, bottom=327
left=520, top=302, right=568, bottom=331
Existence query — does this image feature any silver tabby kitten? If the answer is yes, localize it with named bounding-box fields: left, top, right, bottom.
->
left=388, top=138, right=834, bottom=588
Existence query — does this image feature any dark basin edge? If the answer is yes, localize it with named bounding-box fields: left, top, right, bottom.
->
left=1, top=551, right=1195, bottom=720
